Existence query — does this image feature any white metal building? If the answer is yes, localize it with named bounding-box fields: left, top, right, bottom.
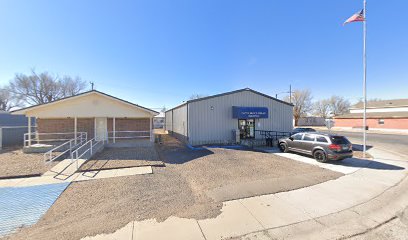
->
left=165, top=88, right=293, bottom=146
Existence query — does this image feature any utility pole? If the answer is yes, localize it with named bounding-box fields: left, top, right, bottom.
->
left=289, top=84, right=292, bottom=104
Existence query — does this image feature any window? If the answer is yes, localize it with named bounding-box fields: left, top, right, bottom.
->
left=303, top=134, right=315, bottom=141
left=378, top=119, right=385, bottom=125
left=316, top=136, right=328, bottom=143
left=330, top=136, right=351, bottom=144
left=292, top=134, right=303, bottom=140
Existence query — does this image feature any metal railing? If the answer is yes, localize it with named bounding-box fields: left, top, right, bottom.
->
left=107, top=130, right=150, bottom=142
left=24, top=131, right=87, bottom=147
left=71, top=138, right=105, bottom=169
left=43, top=132, right=88, bottom=164
left=255, top=130, right=292, bottom=141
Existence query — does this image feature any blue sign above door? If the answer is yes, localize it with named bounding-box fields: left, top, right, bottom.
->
left=232, top=106, right=269, bottom=119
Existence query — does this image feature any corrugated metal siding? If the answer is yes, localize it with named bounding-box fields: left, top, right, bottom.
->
left=188, top=90, right=293, bottom=145
left=172, top=105, right=188, bottom=137
left=165, top=110, right=173, bottom=131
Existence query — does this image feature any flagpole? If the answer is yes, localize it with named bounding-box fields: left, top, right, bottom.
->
left=363, top=0, right=367, bottom=157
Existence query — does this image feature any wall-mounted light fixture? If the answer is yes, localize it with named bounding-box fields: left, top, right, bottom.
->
left=210, top=106, right=214, bottom=110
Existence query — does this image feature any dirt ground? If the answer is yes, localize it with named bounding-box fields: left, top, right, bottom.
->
left=0, top=147, right=57, bottom=178
left=79, top=147, right=164, bottom=171
left=5, top=135, right=343, bottom=240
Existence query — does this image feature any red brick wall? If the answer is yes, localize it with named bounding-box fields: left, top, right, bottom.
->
left=77, top=118, right=95, bottom=139
left=37, top=118, right=95, bottom=140
left=114, top=118, right=150, bottom=131
left=37, top=118, right=74, bottom=133
left=335, top=118, right=408, bottom=129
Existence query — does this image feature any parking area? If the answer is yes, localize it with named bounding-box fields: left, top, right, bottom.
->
left=5, top=134, right=344, bottom=240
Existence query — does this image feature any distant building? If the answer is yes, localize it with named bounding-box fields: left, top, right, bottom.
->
left=334, top=99, right=408, bottom=131
left=297, top=117, right=325, bottom=127
left=153, top=112, right=165, bottom=129
left=0, top=110, right=33, bottom=127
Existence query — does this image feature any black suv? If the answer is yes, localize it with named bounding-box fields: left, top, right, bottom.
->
left=278, top=132, right=353, bottom=162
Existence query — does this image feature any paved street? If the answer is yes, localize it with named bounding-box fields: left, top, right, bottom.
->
left=320, top=130, right=408, bottom=157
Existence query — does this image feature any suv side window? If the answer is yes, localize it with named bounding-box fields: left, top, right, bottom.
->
left=292, top=134, right=303, bottom=140
left=316, top=136, right=328, bottom=143
left=303, top=134, right=315, bottom=141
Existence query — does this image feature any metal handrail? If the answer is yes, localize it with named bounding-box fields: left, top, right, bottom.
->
left=24, top=131, right=87, bottom=147
left=255, top=130, right=292, bottom=141
left=107, top=130, right=150, bottom=141
left=71, top=138, right=105, bottom=169
left=43, top=132, right=87, bottom=164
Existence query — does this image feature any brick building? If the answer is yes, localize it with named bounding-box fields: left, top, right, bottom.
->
left=334, top=99, right=408, bottom=131
left=12, top=90, right=158, bottom=146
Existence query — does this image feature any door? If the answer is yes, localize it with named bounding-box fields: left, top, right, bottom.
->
left=298, top=133, right=315, bottom=154
left=95, top=117, right=107, bottom=141
left=288, top=133, right=303, bottom=150
left=238, top=119, right=255, bottom=139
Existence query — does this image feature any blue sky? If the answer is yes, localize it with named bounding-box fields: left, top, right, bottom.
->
left=0, top=0, right=407, bottom=110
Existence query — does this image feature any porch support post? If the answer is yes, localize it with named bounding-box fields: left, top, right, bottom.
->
left=74, top=117, right=78, bottom=145
left=28, top=117, right=32, bottom=147
left=150, top=117, right=153, bottom=142
left=113, top=117, right=116, bottom=143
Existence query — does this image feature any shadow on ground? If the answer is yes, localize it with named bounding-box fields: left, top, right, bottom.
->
left=330, top=157, right=405, bottom=170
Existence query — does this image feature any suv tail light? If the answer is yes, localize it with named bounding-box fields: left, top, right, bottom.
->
left=329, top=144, right=342, bottom=152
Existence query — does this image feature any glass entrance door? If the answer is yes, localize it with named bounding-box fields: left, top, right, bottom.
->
left=238, top=119, right=255, bottom=139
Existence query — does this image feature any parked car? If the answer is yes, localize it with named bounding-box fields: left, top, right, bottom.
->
left=291, top=127, right=316, bottom=135
left=278, top=132, right=353, bottom=162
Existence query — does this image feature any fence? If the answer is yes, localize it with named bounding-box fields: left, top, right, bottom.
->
left=0, top=126, right=36, bottom=149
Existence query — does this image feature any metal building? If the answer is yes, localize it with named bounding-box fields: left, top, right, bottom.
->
left=165, top=88, right=293, bottom=146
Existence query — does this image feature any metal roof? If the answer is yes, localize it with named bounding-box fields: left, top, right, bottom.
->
left=166, top=88, right=293, bottom=113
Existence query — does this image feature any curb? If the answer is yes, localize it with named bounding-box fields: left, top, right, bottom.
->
left=235, top=147, right=408, bottom=240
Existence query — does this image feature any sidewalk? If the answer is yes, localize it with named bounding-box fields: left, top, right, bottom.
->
left=82, top=147, right=408, bottom=240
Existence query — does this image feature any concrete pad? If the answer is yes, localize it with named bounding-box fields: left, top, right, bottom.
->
left=81, top=221, right=133, bottom=240
left=350, top=167, right=406, bottom=187
left=273, top=153, right=366, bottom=174
left=93, top=169, right=119, bottom=179
left=198, top=200, right=264, bottom=240
left=114, top=166, right=152, bottom=177
left=133, top=217, right=205, bottom=240
left=45, top=159, right=74, bottom=176
left=239, top=194, right=311, bottom=229
left=0, top=178, right=25, bottom=188
left=14, top=176, right=67, bottom=187
left=311, top=174, right=391, bottom=207
left=274, top=184, right=352, bottom=218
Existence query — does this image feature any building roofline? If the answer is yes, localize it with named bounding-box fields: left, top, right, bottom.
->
left=165, top=88, right=293, bottom=113
left=11, top=90, right=159, bottom=115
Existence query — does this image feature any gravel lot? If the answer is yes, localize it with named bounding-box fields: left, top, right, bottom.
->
left=79, top=147, right=164, bottom=171
left=5, top=135, right=343, bottom=240
left=0, top=147, right=57, bottom=178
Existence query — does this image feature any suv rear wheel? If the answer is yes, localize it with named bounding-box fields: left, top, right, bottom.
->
left=279, top=142, right=289, bottom=153
left=313, top=150, right=327, bottom=163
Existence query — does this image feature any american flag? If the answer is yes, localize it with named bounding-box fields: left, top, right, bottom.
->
left=343, top=9, right=365, bottom=25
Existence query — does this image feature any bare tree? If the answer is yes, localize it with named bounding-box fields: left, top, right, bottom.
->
left=189, top=94, right=208, bottom=100
left=0, top=86, right=20, bottom=111
left=285, top=90, right=313, bottom=126
left=313, top=99, right=331, bottom=118
left=329, top=96, right=350, bottom=116
left=8, top=70, right=87, bottom=105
